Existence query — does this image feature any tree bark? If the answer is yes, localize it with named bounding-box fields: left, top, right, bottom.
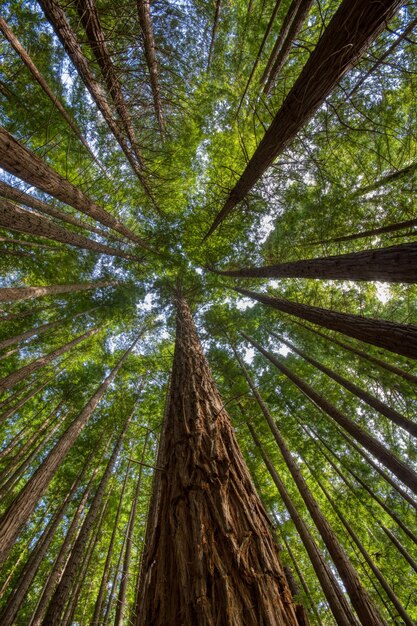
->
left=214, top=242, right=417, bottom=283
left=0, top=198, right=142, bottom=260
left=205, top=0, right=405, bottom=237
left=0, top=376, right=53, bottom=425
left=235, top=286, right=417, bottom=359
left=0, top=127, right=152, bottom=248
left=243, top=332, right=417, bottom=494
left=262, top=0, right=314, bottom=94
left=0, top=336, right=139, bottom=565
left=0, top=280, right=116, bottom=303
left=137, top=295, right=303, bottom=626
left=0, top=17, right=104, bottom=171
left=309, top=217, right=417, bottom=246
left=42, top=420, right=129, bottom=625
left=0, top=326, right=99, bottom=393
left=353, top=160, right=417, bottom=197
left=273, top=333, right=417, bottom=437
left=207, top=0, right=222, bottom=69
left=235, top=353, right=386, bottom=626
left=136, top=0, right=165, bottom=136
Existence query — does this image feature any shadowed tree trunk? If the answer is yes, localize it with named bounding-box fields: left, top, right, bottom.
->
left=353, top=160, right=417, bottom=197
left=235, top=286, right=417, bottom=359
left=0, top=199, right=142, bottom=260
left=213, top=242, right=417, bottom=283
left=137, top=295, right=303, bottom=626
left=0, top=375, right=53, bottom=425
left=0, top=336, right=139, bottom=565
left=0, top=280, right=116, bottom=303
left=205, top=0, right=404, bottom=238
left=207, top=0, right=222, bottom=69
left=308, top=217, right=417, bottom=246
left=0, top=127, right=153, bottom=248
left=234, top=353, right=387, bottom=626
left=243, top=332, right=417, bottom=494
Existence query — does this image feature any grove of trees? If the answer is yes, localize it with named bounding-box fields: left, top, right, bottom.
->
left=0, top=0, right=416, bottom=623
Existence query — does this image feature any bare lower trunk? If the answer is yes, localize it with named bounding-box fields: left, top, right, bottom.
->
left=0, top=280, right=115, bottom=303
left=137, top=295, right=303, bottom=626
left=235, top=286, right=417, bottom=359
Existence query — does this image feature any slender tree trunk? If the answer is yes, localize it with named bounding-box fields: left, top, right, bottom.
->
left=235, top=353, right=387, bottom=626
left=381, top=526, right=417, bottom=574
left=214, top=242, right=417, bottom=283
left=235, top=286, right=417, bottom=359
left=309, top=217, right=417, bottom=246
left=136, top=0, right=165, bottom=136
left=0, top=336, right=139, bottom=565
left=273, top=333, right=417, bottom=437
left=0, top=127, right=152, bottom=248
left=0, top=180, right=120, bottom=241
left=262, top=0, right=314, bottom=94
left=0, top=280, right=116, bottom=303
left=207, top=0, right=222, bottom=69
left=0, top=198, right=142, bottom=260
left=205, top=0, right=404, bottom=237
left=243, top=332, right=417, bottom=494
left=0, top=17, right=104, bottom=171
left=114, top=433, right=148, bottom=626
left=137, top=295, right=302, bottom=626
left=0, top=326, right=99, bottom=393
left=0, top=307, right=96, bottom=352
left=353, top=160, right=417, bottom=197
left=292, top=320, right=417, bottom=385
left=0, top=465, right=86, bottom=626
left=0, top=376, right=53, bottom=425
left=42, top=419, right=129, bottom=626
left=246, top=420, right=359, bottom=626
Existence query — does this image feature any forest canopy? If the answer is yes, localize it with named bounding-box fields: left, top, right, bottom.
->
left=0, top=0, right=417, bottom=624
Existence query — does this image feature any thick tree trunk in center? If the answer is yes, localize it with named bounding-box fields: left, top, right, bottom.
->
left=137, top=295, right=304, bottom=626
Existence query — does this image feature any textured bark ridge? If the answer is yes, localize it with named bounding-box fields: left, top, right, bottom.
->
left=138, top=296, right=304, bottom=626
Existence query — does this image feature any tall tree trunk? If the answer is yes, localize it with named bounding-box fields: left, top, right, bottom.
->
left=214, top=242, right=417, bottom=283
left=114, top=433, right=148, bottom=626
left=42, top=418, right=129, bottom=625
left=37, top=0, right=159, bottom=210
left=234, top=352, right=387, bottom=626
left=262, top=0, right=314, bottom=94
left=0, top=465, right=86, bottom=626
left=0, top=279, right=116, bottom=303
left=136, top=0, right=165, bottom=136
left=0, top=336, right=139, bottom=565
left=235, top=286, right=417, bottom=359
left=0, top=198, right=142, bottom=260
left=0, top=17, right=104, bottom=171
left=205, top=0, right=404, bottom=237
left=137, top=295, right=303, bottom=626
left=246, top=419, right=359, bottom=626
left=353, top=160, right=417, bottom=197
left=243, top=332, right=417, bottom=494
left=273, top=333, right=417, bottom=437
left=0, top=127, right=152, bottom=248
left=0, top=326, right=99, bottom=393
left=293, top=320, right=417, bottom=385
left=308, top=217, right=417, bottom=246
left=207, top=0, right=222, bottom=69
left=0, top=375, right=53, bottom=425
left=0, top=180, right=121, bottom=241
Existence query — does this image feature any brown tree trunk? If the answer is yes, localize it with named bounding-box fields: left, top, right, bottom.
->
left=353, top=160, right=417, bottom=197
left=214, top=242, right=417, bottom=283
left=0, top=180, right=121, bottom=241
left=42, top=419, right=129, bottom=625
left=235, top=286, right=417, bottom=359
left=381, top=526, right=417, bottom=574
left=0, top=376, right=53, bottom=425
left=137, top=295, right=303, bottom=626
left=205, top=0, right=404, bottom=237
left=136, top=0, right=165, bottom=136
left=243, top=332, right=417, bottom=494
left=246, top=420, right=360, bottom=626
left=235, top=353, right=386, bottom=626
left=273, top=333, right=417, bottom=437
left=0, top=280, right=115, bottom=303
left=0, top=336, right=138, bottom=565
left=0, top=198, right=142, bottom=260
left=207, top=0, right=222, bottom=69
left=293, top=320, right=417, bottom=385
left=0, top=127, right=152, bottom=248
left=262, top=0, right=314, bottom=94
left=0, top=465, right=86, bottom=626
left=0, top=17, right=104, bottom=171
left=308, top=217, right=417, bottom=246
left=0, top=326, right=99, bottom=393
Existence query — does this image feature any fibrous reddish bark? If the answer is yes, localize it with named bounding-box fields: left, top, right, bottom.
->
left=234, top=286, right=417, bottom=359
left=137, top=295, right=303, bottom=626
left=205, top=0, right=404, bottom=237
left=213, top=242, right=417, bottom=283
